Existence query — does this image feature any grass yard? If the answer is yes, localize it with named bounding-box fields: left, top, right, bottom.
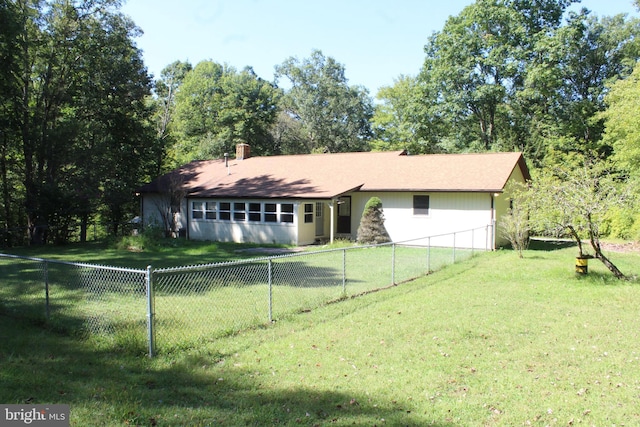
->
left=1, top=242, right=639, bottom=425
left=0, top=241, right=467, bottom=353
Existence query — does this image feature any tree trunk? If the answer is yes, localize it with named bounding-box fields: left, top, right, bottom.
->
left=80, top=213, right=88, bottom=243
left=588, top=219, right=626, bottom=280
left=593, top=250, right=626, bottom=280
left=0, top=141, right=12, bottom=247
left=566, top=225, right=584, bottom=257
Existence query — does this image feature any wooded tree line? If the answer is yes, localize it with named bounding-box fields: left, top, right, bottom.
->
left=1, top=0, right=640, bottom=246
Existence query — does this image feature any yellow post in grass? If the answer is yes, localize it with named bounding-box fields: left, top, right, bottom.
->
left=575, top=256, right=589, bottom=274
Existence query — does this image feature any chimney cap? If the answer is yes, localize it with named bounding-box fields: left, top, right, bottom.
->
left=236, top=143, right=250, bottom=160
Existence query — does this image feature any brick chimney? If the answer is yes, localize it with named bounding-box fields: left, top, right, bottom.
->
left=236, top=143, right=250, bottom=160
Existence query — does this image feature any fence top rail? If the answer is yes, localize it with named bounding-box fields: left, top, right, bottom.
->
left=154, top=225, right=490, bottom=274
left=0, top=253, right=147, bottom=274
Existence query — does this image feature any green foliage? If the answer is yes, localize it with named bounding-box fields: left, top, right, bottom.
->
left=410, top=0, right=640, bottom=168
left=530, top=159, right=631, bottom=278
left=601, top=62, right=640, bottom=178
left=356, top=197, right=391, bottom=244
left=172, top=61, right=281, bottom=162
left=371, top=75, right=442, bottom=154
left=602, top=205, right=635, bottom=240
left=0, top=0, right=155, bottom=245
left=275, top=50, right=373, bottom=153
left=499, top=181, right=532, bottom=258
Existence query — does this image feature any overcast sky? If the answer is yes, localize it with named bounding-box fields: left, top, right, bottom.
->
left=121, top=0, right=640, bottom=95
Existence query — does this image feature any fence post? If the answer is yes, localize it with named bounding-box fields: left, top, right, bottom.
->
left=471, top=229, right=475, bottom=256
left=391, top=243, right=396, bottom=285
left=342, top=249, right=346, bottom=295
left=43, top=261, right=50, bottom=320
left=268, top=259, right=273, bottom=322
left=427, top=237, right=431, bottom=273
left=145, top=265, right=155, bottom=358
left=452, top=232, right=457, bottom=263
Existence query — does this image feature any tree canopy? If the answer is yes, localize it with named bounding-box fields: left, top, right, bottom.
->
left=1, top=0, right=154, bottom=245
left=275, top=50, right=373, bottom=153
left=2, top=0, right=640, bottom=247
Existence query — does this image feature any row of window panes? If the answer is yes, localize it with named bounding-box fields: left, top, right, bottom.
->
left=192, top=201, right=295, bottom=223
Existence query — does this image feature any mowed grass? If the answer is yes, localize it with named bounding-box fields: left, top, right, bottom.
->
left=0, top=242, right=468, bottom=353
left=1, top=243, right=639, bottom=426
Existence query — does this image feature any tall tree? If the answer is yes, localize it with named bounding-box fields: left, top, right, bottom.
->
left=275, top=50, right=373, bottom=153
left=530, top=11, right=640, bottom=166
left=371, top=75, right=443, bottom=154
left=417, top=0, right=640, bottom=167
left=420, top=0, right=532, bottom=152
left=151, top=60, right=192, bottom=174
left=172, top=61, right=280, bottom=162
left=0, top=0, right=23, bottom=246
left=600, top=62, right=640, bottom=178
left=8, top=0, right=152, bottom=244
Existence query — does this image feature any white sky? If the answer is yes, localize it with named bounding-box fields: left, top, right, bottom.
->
left=121, top=0, right=640, bottom=95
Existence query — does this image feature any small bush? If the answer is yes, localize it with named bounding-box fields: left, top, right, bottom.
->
left=356, top=197, right=391, bottom=245
left=603, top=206, right=636, bottom=240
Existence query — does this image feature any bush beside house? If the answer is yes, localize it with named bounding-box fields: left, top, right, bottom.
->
left=357, top=197, right=392, bottom=244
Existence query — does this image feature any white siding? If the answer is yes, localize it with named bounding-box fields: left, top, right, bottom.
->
left=141, top=194, right=187, bottom=233
left=350, top=192, right=494, bottom=249
left=187, top=199, right=299, bottom=245
left=189, top=220, right=297, bottom=244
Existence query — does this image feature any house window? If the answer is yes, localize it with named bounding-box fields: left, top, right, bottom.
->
left=219, top=202, right=231, bottom=220
left=304, top=203, right=313, bottom=223
left=192, top=201, right=204, bottom=219
left=233, top=202, right=246, bottom=221
left=280, top=203, right=294, bottom=223
left=264, top=203, right=277, bottom=222
left=205, top=202, right=217, bottom=219
left=413, top=195, right=430, bottom=215
left=249, top=203, right=261, bottom=222
left=192, top=201, right=217, bottom=220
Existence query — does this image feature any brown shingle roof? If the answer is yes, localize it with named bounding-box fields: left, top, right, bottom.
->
left=137, top=151, right=529, bottom=199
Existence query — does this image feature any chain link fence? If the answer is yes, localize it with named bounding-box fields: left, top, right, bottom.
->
left=0, top=225, right=491, bottom=356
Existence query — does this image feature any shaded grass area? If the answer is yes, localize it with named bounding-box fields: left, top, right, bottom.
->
left=1, top=245, right=639, bottom=425
left=1, top=241, right=467, bottom=352
left=1, top=239, right=281, bottom=269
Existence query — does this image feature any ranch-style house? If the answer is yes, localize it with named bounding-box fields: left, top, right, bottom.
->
left=136, top=144, right=530, bottom=249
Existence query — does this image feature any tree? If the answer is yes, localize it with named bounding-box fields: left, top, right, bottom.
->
left=600, top=61, right=640, bottom=178
left=530, top=11, right=640, bottom=167
left=270, top=111, right=308, bottom=155
left=371, top=75, right=443, bottom=154
left=172, top=61, right=280, bottom=162
left=531, top=160, right=630, bottom=279
left=275, top=50, right=373, bottom=153
left=416, top=0, right=640, bottom=167
left=419, top=0, right=532, bottom=152
left=499, top=180, right=532, bottom=258
left=151, top=60, right=192, bottom=174
left=0, top=0, right=23, bottom=246
left=356, top=197, right=391, bottom=245
left=5, top=0, right=153, bottom=244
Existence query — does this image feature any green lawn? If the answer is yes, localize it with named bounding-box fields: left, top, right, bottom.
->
left=0, top=241, right=468, bottom=353
left=1, top=243, right=639, bottom=426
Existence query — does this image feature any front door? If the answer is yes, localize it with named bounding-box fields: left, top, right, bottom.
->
left=315, top=202, right=324, bottom=236
left=337, top=196, right=351, bottom=234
